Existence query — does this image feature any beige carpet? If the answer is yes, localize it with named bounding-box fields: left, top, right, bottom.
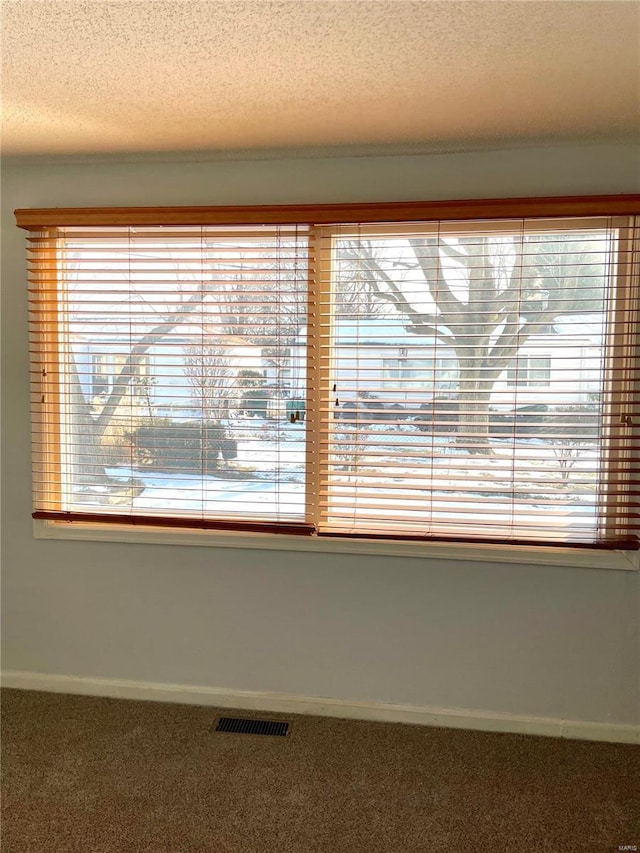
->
left=2, top=688, right=638, bottom=853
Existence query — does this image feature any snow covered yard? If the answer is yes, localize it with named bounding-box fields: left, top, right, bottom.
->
left=90, top=418, right=599, bottom=537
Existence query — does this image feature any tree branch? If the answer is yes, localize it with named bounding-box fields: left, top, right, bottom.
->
left=488, top=268, right=582, bottom=370
left=96, top=287, right=208, bottom=434
left=402, top=318, right=455, bottom=345
left=409, top=238, right=464, bottom=324
left=356, top=254, right=423, bottom=321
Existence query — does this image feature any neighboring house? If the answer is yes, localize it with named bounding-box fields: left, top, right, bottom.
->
left=290, top=321, right=459, bottom=411
left=490, top=315, right=604, bottom=408
left=72, top=332, right=263, bottom=418
left=289, top=316, right=604, bottom=412
left=73, top=314, right=604, bottom=421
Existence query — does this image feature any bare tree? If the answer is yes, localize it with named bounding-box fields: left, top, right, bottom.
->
left=68, top=286, right=215, bottom=489
left=183, top=342, right=235, bottom=422
left=64, top=235, right=306, bottom=495
left=553, top=440, right=588, bottom=483
left=344, top=235, right=596, bottom=453
left=335, top=241, right=390, bottom=319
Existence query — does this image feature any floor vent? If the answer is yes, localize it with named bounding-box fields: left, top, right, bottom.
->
left=215, top=717, right=290, bottom=737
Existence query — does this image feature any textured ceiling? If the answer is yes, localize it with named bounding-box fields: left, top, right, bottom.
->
left=2, top=0, right=639, bottom=157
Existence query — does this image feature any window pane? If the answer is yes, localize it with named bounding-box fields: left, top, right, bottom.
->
left=324, top=226, right=612, bottom=544
left=57, top=226, right=309, bottom=523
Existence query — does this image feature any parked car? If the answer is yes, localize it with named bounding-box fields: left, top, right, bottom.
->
left=489, top=404, right=549, bottom=436
left=335, top=395, right=549, bottom=437
left=336, top=393, right=458, bottom=427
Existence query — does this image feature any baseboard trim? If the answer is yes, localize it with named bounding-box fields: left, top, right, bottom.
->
left=2, top=670, right=638, bottom=745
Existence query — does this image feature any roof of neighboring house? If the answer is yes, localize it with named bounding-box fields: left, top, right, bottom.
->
left=551, top=314, right=604, bottom=345
left=301, top=315, right=604, bottom=348
left=73, top=313, right=604, bottom=351
left=334, top=321, right=445, bottom=347
left=71, top=332, right=261, bottom=351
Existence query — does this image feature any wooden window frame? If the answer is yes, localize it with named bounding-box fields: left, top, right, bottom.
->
left=17, top=195, right=640, bottom=561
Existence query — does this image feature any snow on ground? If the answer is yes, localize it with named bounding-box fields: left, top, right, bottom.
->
left=85, top=418, right=599, bottom=536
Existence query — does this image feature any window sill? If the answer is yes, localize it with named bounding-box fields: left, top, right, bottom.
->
left=33, top=520, right=639, bottom=571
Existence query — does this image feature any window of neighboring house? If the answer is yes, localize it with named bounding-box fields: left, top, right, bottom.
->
left=506, top=355, right=552, bottom=387
left=91, top=353, right=112, bottom=397
left=382, top=357, right=459, bottom=390
left=119, top=354, right=151, bottom=397
left=18, top=197, right=639, bottom=551
left=89, top=352, right=151, bottom=403
left=383, top=356, right=434, bottom=383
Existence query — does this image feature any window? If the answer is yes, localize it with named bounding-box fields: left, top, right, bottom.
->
left=90, top=353, right=112, bottom=398
left=87, top=352, right=150, bottom=401
left=18, top=197, right=639, bottom=550
left=382, top=356, right=459, bottom=390
left=506, top=356, right=551, bottom=388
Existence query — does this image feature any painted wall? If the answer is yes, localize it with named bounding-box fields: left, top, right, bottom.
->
left=2, top=144, right=639, bottom=728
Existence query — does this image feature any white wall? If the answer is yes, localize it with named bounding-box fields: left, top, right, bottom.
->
left=2, top=144, right=639, bottom=730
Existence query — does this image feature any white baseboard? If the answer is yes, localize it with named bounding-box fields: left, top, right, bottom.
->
left=2, top=670, right=638, bottom=745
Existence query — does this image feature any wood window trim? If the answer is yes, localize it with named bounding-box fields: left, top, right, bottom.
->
left=15, top=194, right=640, bottom=231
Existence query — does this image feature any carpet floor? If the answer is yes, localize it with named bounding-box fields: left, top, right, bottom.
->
left=1, top=688, right=638, bottom=852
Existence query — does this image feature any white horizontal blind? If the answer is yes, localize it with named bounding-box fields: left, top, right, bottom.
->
left=318, top=217, right=639, bottom=546
left=29, top=225, right=312, bottom=532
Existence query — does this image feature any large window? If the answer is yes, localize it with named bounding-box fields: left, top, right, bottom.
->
left=18, top=197, right=639, bottom=549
